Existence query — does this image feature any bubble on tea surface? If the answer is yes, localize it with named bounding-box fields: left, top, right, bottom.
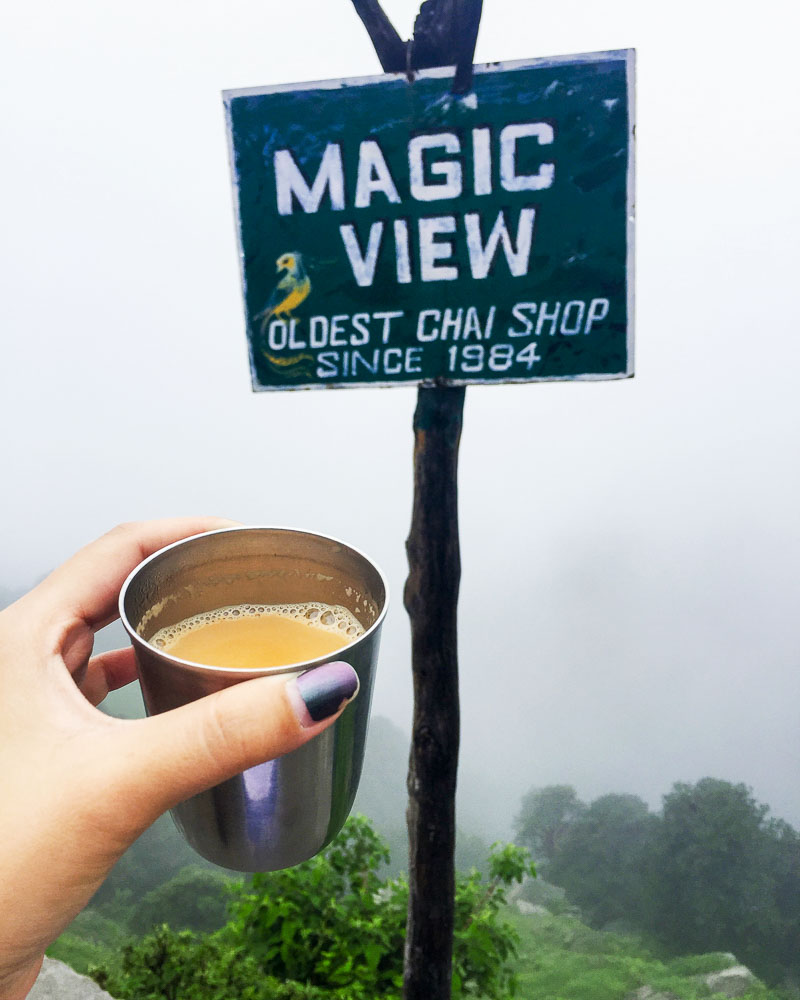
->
left=150, top=601, right=365, bottom=651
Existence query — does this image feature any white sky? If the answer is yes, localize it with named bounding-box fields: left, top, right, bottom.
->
left=2, top=0, right=799, bottom=834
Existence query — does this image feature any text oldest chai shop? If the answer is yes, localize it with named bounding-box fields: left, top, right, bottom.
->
left=266, top=122, right=610, bottom=359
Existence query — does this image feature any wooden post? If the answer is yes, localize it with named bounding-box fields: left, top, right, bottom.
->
left=402, top=384, right=465, bottom=1000
left=350, top=4, right=481, bottom=998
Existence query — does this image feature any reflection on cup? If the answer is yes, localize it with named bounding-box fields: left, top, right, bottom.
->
left=119, top=526, right=388, bottom=872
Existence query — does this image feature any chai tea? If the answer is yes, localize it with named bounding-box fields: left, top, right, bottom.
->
left=150, top=602, right=364, bottom=669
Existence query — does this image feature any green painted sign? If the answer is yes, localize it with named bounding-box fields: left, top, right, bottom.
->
left=224, top=50, right=634, bottom=391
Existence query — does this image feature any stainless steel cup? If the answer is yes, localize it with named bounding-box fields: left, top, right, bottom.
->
left=118, top=526, right=388, bottom=872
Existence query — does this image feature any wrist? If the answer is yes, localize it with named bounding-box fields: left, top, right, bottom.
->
left=0, top=955, right=44, bottom=1000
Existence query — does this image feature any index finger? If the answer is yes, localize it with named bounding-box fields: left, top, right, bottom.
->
left=29, top=518, right=239, bottom=630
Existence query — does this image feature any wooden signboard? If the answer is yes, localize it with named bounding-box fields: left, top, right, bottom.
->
left=225, top=50, right=634, bottom=391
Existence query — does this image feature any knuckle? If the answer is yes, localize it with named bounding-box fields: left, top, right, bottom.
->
left=199, top=697, right=250, bottom=770
left=107, top=521, right=139, bottom=540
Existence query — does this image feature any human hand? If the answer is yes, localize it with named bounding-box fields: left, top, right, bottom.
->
left=0, top=519, right=359, bottom=1000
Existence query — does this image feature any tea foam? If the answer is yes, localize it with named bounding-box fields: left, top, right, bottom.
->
left=150, top=602, right=365, bottom=650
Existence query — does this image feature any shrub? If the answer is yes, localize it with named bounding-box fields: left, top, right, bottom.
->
left=92, top=816, right=535, bottom=1000
left=92, top=926, right=338, bottom=1000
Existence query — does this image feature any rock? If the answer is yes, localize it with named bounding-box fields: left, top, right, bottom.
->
left=625, top=987, right=680, bottom=1000
left=703, top=965, right=758, bottom=998
left=27, top=958, right=117, bottom=999
left=515, top=900, right=549, bottom=916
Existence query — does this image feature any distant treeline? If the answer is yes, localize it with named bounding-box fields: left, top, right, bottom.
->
left=513, top=779, right=800, bottom=988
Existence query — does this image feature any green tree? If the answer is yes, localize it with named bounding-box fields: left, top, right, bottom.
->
left=646, top=778, right=780, bottom=976
left=547, top=793, right=658, bottom=929
left=513, top=785, right=586, bottom=866
left=752, top=817, right=800, bottom=983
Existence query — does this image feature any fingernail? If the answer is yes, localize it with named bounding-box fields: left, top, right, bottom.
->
left=288, top=661, right=360, bottom=728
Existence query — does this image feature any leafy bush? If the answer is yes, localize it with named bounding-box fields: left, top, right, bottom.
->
left=92, top=926, right=337, bottom=1000
left=451, top=843, right=536, bottom=997
left=223, top=816, right=406, bottom=997
left=92, top=816, right=535, bottom=1000
left=225, top=819, right=534, bottom=999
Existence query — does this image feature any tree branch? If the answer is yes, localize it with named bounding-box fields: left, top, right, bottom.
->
left=412, top=0, right=483, bottom=89
left=349, top=0, right=408, bottom=72
left=350, top=0, right=483, bottom=89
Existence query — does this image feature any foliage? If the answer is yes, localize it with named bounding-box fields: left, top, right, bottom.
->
left=91, top=813, right=208, bottom=920
left=65, top=774, right=800, bottom=997
left=91, top=815, right=534, bottom=1000
left=758, top=818, right=800, bottom=981
left=523, top=777, right=800, bottom=988
left=46, top=908, right=127, bottom=974
left=225, top=818, right=534, bottom=999
left=223, top=815, right=406, bottom=997
left=666, top=952, right=741, bottom=976
left=92, top=925, right=337, bottom=1000
left=451, top=843, right=536, bottom=997
left=646, top=778, right=791, bottom=981
left=129, top=865, right=232, bottom=935
left=547, top=793, right=658, bottom=929
left=59, top=908, right=129, bottom=949
left=513, top=785, right=586, bottom=866
left=47, top=933, right=115, bottom=978
left=92, top=890, right=788, bottom=1000
left=506, top=910, right=780, bottom=1000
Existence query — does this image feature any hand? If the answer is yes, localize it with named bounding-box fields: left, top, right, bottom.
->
left=0, top=519, right=359, bottom=1000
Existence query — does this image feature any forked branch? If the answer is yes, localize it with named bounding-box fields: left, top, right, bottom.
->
left=350, top=0, right=407, bottom=72
left=349, top=0, right=483, bottom=89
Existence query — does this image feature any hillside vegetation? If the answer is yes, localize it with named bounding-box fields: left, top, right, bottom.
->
left=49, top=816, right=792, bottom=1000
left=513, top=782, right=800, bottom=989
left=50, top=887, right=785, bottom=1000
left=44, top=718, right=800, bottom=998
left=506, top=908, right=779, bottom=1000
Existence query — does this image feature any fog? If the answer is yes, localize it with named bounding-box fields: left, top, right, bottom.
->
left=2, top=0, right=798, bottom=837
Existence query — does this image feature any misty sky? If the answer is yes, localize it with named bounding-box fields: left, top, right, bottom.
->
left=2, top=0, right=799, bottom=837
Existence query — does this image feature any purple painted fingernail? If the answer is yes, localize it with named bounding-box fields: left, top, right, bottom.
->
left=288, top=661, right=360, bottom=728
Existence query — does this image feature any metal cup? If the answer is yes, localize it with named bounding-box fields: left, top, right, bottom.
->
left=118, top=526, right=388, bottom=872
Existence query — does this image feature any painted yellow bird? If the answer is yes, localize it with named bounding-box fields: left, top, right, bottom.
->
left=255, top=252, right=311, bottom=333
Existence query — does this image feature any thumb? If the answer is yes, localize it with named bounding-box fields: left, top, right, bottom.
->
left=110, top=662, right=359, bottom=828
